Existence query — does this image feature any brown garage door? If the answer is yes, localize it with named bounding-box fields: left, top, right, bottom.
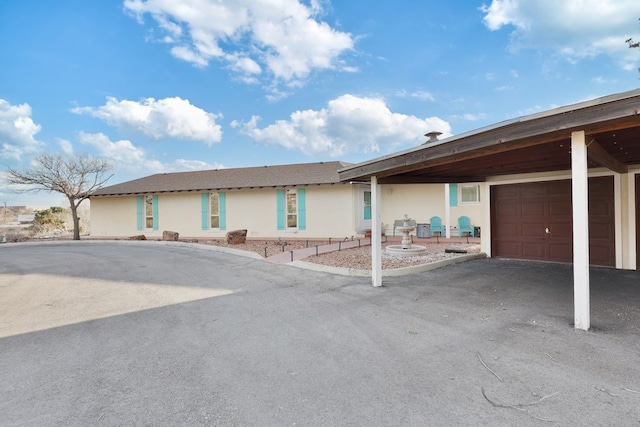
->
left=491, top=177, right=615, bottom=267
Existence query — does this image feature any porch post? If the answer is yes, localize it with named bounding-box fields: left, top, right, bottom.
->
left=571, top=131, right=590, bottom=330
left=445, top=183, right=451, bottom=238
left=371, top=175, right=382, bottom=287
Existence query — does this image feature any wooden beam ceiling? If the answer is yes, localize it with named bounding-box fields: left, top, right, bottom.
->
left=586, top=138, right=628, bottom=174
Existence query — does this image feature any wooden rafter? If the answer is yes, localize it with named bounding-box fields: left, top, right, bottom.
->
left=586, top=138, right=628, bottom=174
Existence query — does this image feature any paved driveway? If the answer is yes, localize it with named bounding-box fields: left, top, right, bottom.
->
left=1, top=241, right=639, bottom=426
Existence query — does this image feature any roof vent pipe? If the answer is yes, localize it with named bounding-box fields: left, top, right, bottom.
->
left=423, top=131, right=442, bottom=144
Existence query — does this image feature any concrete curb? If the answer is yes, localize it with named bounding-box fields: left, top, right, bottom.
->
left=290, top=252, right=487, bottom=277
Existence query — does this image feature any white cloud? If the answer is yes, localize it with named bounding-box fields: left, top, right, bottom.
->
left=57, top=138, right=74, bottom=155
left=396, top=90, right=435, bottom=101
left=123, top=0, right=354, bottom=87
left=0, top=99, right=43, bottom=160
left=234, top=94, right=451, bottom=156
left=173, top=158, right=223, bottom=171
left=72, top=97, right=222, bottom=145
left=78, top=131, right=219, bottom=174
left=481, top=0, right=640, bottom=66
left=79, top=131, right=147, bottom=164
left=451, top=113, right=488, bottom=122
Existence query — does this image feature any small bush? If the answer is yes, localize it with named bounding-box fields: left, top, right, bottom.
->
left=30, top=207, right=67, bottom=236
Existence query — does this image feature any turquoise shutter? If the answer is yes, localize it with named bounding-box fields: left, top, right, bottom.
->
left=136, top=196, right=143, bottom=230
left=297, top=188, right=306, bottom=230
left=219, top=192, right=226, bottom=230
left=449, top=184, right=458, bottom=207
left=201, top=193, right=209, bottom=230
left=152, top=195, right=159, bottom=230
left=276, top=189, right=285, bottom=230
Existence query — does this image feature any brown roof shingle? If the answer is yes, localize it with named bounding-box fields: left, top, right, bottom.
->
left=91, top=161, right=353, bottom=196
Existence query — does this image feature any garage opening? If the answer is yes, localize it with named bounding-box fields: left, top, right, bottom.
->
left=491, top=176, right=615, bottom=267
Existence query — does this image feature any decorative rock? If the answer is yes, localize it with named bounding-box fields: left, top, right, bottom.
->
left=162, top=230, right=179, bottom=241
left=129, top=234, right=147, bottom=240
left=226, top=229, right=247, bottom=244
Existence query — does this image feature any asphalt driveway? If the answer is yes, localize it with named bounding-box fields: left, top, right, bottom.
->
left=1, top=241, right=639, bottom=426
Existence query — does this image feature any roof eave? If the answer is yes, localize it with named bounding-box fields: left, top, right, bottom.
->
left=339, top=89, right=640, bottom=181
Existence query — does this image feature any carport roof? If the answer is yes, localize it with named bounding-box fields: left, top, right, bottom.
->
left=92, top=161, right=353, bottom=196
left=339, top=89, right=640, bottom=183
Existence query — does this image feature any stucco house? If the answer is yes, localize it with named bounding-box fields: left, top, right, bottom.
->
left=90, top=161, right=378, bottom=240
left=339, top=88, right=640, bottom=330
left=90, top=157, right=484, bottom=241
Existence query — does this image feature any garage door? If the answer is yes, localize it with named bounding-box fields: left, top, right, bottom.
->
left=491, top=177, right=615, bottom=267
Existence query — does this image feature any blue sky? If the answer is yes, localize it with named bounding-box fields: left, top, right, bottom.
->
left=1, top=0, right=640, bottom=206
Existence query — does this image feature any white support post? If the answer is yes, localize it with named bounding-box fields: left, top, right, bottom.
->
left=571, top=131, right=590, bottom=331
left=481, top=182, right=491, bottom=257
left=444, top=183, right=451, bottom=238
left=628, top=173, right=637, bottom=270
left=371, top=176, right=382, bottom=287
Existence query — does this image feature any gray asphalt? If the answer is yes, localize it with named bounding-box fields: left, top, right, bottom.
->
left=1, top=241, right=639, bottom=426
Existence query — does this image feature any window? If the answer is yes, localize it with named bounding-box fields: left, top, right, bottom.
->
left=210, top=192, right=220, bottom=228
left=201, top=192, right=225, bottom=230
left=137, top=195, right=158, bottom=231
left=145, top=195, right=154, bottom=229
left=460, top=184, right=480, bottom=204
left=277, top=189, right=305, bottom=231
left=286, top=189, right=297, bottom=228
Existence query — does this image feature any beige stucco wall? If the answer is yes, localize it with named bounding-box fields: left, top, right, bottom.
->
left=90, top=184, right=362, bottom=240
left=379, top=183, right=484, bottom=236
left=90, top=196, right=138, bottom=237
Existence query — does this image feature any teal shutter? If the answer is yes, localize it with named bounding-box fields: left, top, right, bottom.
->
left=276, top=189, right=285, bottom=230
left=219, top=192, right=226, bottom=230
left=201, top=193, right=209, bottom=230
left=297, top=188, right=306, bottom=230
left=152, top=195, right=159, bottom=230
left=449, top=184, right=458, bottom=207
left=136, top=196, right=143, bottom=230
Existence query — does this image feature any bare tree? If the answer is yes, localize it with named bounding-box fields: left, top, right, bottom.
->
left=627, top=18, right=640, bottom=74
left=4, top=153, right=113, bottom=240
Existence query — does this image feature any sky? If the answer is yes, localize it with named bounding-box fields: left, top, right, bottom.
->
left=1, top=0, right=640, bottom=206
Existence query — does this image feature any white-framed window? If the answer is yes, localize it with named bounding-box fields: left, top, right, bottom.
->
left=460, top=184, right=480, bottom=204
left=286, top=189, right=297, bottom=228
left=145, top=195, right=154, bottom=229
left=210, top=192, right=220, bottom=229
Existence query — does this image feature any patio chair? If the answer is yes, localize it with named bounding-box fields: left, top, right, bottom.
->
left=458, top=216, right=473, bottom=239
left=430, top=216, right=443, bottom=236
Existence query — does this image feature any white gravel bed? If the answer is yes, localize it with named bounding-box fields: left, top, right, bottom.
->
left=303, top=242, right=481, bottom=270
left=200, top=239, right=481, bottom=270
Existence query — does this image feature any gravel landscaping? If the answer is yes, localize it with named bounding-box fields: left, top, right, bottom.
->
left=200, top=238, right=481, bottom=270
